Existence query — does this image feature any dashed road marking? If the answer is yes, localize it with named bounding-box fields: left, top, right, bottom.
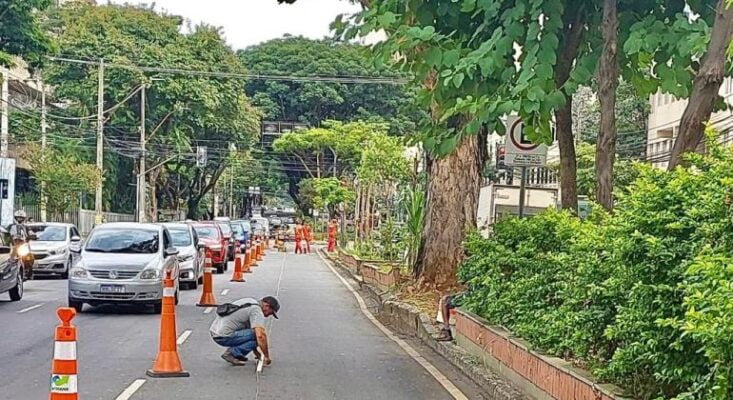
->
left=221, top=289, right=229, bottom=296
left=17, top=304, right=43, bottom=313
left=177, top=329, right=192, bottom=345
left=203, top=307, right=214, bottom=314
left=115, top=379, right=146, bottom=400
left=317, top=251, right=469, bottom=400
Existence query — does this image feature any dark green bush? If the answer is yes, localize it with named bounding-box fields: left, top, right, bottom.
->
left=459, top=136, right=733, bottom=399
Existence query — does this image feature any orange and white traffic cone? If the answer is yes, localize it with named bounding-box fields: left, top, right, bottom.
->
left=251, top=242, right=259, bottom=267
left=230, top=253, right=245, bottom=283
left=147, top=270, right=189, bottom=378
left=257, top=240, right=264, bottom=262
left=50, top=307, right=78, bottom=400
left=243, top=248, right=252, bottom=273
left=196, top=251, right=217, bottom=307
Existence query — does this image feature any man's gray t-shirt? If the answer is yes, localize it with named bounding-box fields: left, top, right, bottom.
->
left=209, top=298, right=266, bottom=337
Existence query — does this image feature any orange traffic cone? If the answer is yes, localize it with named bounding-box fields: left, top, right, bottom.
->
left=251, top=242, right=259, bottom=267
left=230, top=253, right=245, bottom=282
left=196, top=251, right=217, bottom=307
left=50, top=307, right=78, bottom=400
left=257, top=241, right=264, bottom=262
left=243, top=248, right=252, bottom=273
left=147, top=270, right=189, bottom=378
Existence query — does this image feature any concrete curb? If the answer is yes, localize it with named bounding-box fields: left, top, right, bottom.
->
left=320, top=249, right=527, bottom=400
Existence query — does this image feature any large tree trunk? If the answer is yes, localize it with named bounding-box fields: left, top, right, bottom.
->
left=553, top=2, right=587, bottom=211
left=595, top=0, right=619, bottom=211
left=415, top=131, right=486, bottom=288
left=668, top=0, right=733, bottom=170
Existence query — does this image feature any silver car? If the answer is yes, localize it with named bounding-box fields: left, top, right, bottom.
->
left=67, top=222, right=180, bottom=313
left=28, top=222, right=81, bottom=279
left=0, top=231, right=22, bottom=301
left=161, top=223, right=203, bottom=290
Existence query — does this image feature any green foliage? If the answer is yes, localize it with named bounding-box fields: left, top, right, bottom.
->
left=0, top=0, right=55, bottom=66
left=357, top=133, right=410, bottom=185
left=302, top=177, right=355, bottom=218
left=239, top=36, right=422, bottom=135
left=572, top=142, right=647, bottom=199
left=23, top=143, right=100, bottom=215
left=401, top=184, right=425, bottom=271
left=459, top=131, right=733, bottom=399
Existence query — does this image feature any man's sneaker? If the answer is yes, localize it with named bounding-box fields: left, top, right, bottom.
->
left=436, top=328, right=453, bottom=342
left=221, top=350, right=246, bottom=366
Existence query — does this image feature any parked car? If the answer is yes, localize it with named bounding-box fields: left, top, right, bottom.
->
left=162, top=223, right=203, bottom=290
left=190, top=222, right=229, bottom=273
left=268, top=216, right=283, bottom=228
left=27, top=223, right=80, bottom=279
left=250, top=216, right=270, bottom=238
left=230, top=221, right=250, bottom=253
left=67, top=222, right=180, bottom=313
left=0, top=229, right=23, bottom=301
left=214, top=221, right=236, bottom=261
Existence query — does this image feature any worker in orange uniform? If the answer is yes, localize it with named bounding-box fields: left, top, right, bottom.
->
left=303, top=221, right=313, bottom=253
left=294, top=221, right=304, bottom=254
left=327, top=219, right=338, bottom=252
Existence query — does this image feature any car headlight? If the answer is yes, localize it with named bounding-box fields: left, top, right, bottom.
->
left=70, top=267, right=88, bottom=279
left=139, top=268, right=161, bottom=280
left=17, top=243, right=30, bottom=257
left=178, top=254, right=194, bottom=262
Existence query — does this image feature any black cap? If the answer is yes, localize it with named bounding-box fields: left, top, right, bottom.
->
left=261, top=296, right=280, bottom=319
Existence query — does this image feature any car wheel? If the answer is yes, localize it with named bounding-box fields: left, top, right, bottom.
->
left=9, top=270, right=23, bottom=301
left=153, top=301, right=163, bottom=314
left=68, top=298, right=84, bottom=312
left=216, top=263, right=224, bottom=274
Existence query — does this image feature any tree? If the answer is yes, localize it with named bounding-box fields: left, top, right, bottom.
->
left=572, top=142, right=643, bottom=200
left=45, top=3, right=260, bottom=218
left=0, top=0, right=54, bottom=66
left=239, top=36, right=422, bottom=135
left=305, top=177, right=355, bottom=218
left=667, top=0, right=733, bottom=169
left=23, top=144, right=100, bottom=215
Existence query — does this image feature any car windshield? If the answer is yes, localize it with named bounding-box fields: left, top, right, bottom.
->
left=169, top=228, right=192, bottom=247
left=194, top=226, right=219, bottom=239
left=85, top=229, right=159, bottom=254
left=241, top=221, right=251, bottom=231
left=231, top=224, right=244, bottom=235
left=218, top=223, right=232, bottom=235
left=29, top=225, right=67, bottom=241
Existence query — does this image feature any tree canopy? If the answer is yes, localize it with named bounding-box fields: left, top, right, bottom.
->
left=0, top=0, right=54, bottom=67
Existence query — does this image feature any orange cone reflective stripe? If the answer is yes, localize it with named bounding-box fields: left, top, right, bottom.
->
left=196, top=250, right=217, bottom=307
left=50, top=307, right=78, bottom=400
left=147, top=270, right=189, bottom=378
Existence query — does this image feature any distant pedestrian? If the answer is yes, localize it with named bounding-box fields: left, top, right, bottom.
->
left=327, top=219, right=338, bottom=252
left=436, top=292, right=464, bottom=341
left=294, top=221, right=304, bottom=254
left=210, top=296, right=280, bottom=366
left=303, top=221, right=313, bottom=253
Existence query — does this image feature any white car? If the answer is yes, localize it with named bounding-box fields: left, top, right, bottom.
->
left=162, top=223, right=203, bottom=290
left=250, top=216, right=270, bottom=238
left=28, top=222, right=81, bottom=279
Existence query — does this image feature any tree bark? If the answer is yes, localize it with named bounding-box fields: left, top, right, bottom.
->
left=595, top=0, right=619, bottom=211
left=553, top=3, right=587, bottom=211
left=415, top=130, right=486, bottom=288
left=667, top=0, right=733, bottom=170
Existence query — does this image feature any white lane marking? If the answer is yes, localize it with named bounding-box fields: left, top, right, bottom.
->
left=203, top=307, right=214, bottom=314
left=177, top=329, right=192, bottom=345
left=17, top=304, right=43, bottom=313
left=221, top=289, right=229, bottom=296
left=115, top=379, right=146, bottom=400
left=317, top=251, right=469, bottom=400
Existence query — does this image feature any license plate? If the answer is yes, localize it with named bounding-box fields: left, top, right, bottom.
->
left=100, top=284, right=125, bottom=293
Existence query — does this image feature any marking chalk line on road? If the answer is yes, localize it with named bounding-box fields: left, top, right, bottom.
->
left=203, top=307, right=214, bottom=314
left=221, top=288, right=229, bottom=296
left=256, top=251, right=288, bottom=400
left=317, top=251, right=469, bottom=400
left=17, top=304, right=43, bottom=313
left=115, top=379, right=146, bottom=400
left=177, top=329, right=192, bottom=345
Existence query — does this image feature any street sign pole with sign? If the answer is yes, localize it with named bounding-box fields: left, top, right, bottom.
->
left=504, top=116, right=547, bottom=218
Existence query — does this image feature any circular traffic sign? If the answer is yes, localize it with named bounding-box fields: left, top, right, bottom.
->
left=509, top=119, right=539, bottom=151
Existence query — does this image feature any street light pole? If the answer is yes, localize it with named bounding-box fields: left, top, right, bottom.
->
left=1, top=68, right=8, bottom=159
left=94, top=59, right=105, bottom=224
left=137, top=84, right=146, bottom=223
left=40, top=78, right=47, bottom=222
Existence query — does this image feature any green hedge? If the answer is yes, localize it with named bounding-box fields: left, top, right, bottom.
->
left=459, top=142, right=733, bottom=399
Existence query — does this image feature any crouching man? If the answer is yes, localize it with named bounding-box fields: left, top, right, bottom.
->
left=210, top=296, right=280, bottom=366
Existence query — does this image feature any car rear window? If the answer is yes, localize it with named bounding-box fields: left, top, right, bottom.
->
left=85, top=229, right=159, bottom=254
left=217, top=223, right=232, bottom=235
left=194, top=226, right=220, bottom=239
left=169, top=228, right=192, bottom=247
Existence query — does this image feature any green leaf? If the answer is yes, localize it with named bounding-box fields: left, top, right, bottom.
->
left=453, top=72, right=465, bottom=88
left=443, top=49, right=461, bottom=67
left=377, top=11, right=398, bottom=27
left=425, top=47, right=443, bottom=67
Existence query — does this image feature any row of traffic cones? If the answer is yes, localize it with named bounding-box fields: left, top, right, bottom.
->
left=49, top=239, right=271, bottom=397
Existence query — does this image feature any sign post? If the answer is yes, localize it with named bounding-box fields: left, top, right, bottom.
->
left=504, top=116, right=547, bottom=218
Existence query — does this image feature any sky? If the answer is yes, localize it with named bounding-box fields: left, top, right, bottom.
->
left=106, top=0, right=362, bottom=50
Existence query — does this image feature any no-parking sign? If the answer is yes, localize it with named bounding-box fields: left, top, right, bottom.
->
left=504, top=116, right=547, bottom=167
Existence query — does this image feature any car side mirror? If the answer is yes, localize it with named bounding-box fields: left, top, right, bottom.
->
left=165, top=247, right=179, bottom=257
left=71, top=235, right=81, bottom=242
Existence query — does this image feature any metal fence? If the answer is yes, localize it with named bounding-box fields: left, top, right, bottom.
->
left=13, top=198, right=135, bottom=236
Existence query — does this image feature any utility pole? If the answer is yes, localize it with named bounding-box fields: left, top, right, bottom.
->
left=137, top=84, right=146, bottom=223
left=229, top=170, right=233, bottom=217
left=1, top=68, right=8, bottom=158
left=40, top=78, right=47, bottom=222
left=94, top=59, right=104, bottom=224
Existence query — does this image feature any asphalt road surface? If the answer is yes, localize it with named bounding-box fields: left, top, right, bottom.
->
left=1, top=246, right=485, bottom=400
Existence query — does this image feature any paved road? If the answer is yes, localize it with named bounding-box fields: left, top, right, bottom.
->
left=1, top=246, right=484, bottom=400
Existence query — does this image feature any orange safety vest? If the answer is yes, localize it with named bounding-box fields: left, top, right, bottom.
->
left=304, top=225, right=313, bottom=241
left=327, top=223, right=337, bottom=239
left=294, top=225, right=304, bottom=240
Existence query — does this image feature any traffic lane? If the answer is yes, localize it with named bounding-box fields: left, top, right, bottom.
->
left=258, top=252, right=453, bottom=400
left=0, top=263, right=237, bottom=400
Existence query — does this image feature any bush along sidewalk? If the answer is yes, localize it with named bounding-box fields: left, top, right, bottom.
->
left=458, top=134, right=733, bottom=400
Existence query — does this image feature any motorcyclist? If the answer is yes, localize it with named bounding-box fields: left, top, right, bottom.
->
left=9, top=210, right=33, bottom=279
left=9, top=210, right=30, bottom=243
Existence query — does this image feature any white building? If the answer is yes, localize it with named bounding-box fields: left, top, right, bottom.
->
left=647, top=78, right=733, bottom=169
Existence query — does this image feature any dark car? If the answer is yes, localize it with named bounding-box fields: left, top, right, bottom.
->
left=231, top=221, right=250, bottom=253
left=214, top=221, right=236, bottom=261
left=0, top=230, right=23, bottom=301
